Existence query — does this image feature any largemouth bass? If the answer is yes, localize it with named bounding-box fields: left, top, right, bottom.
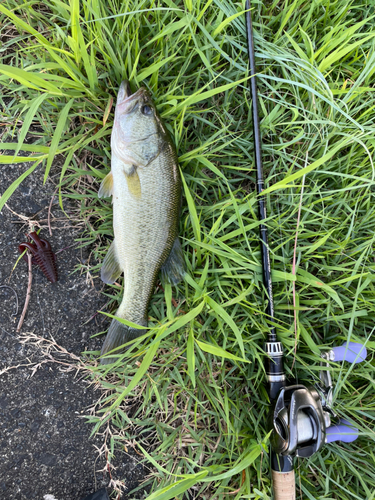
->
left=98, top=81, right=184, bottom=364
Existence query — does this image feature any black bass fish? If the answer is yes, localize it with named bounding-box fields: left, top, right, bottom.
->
left=98, top=81, right=184, bottom=364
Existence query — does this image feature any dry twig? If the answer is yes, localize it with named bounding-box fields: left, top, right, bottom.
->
left=48, top=188, right=58, bottom=236
left=16, top=251, right=33, bottom=332
left=291, top=154, right=307, bottom=369
left=5, top=203, right=40, bottom=231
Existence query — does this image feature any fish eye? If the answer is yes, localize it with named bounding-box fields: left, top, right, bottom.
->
left=141, top=104, right=153, bottom=116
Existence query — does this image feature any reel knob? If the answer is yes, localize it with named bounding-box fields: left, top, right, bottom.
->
left=326, top=419, right=359, bottom=444
left=329, top=342, right=367, bottom=364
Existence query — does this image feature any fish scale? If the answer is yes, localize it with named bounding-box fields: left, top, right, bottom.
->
left=98, top=81, right=184, bottom=364
left=115, top=158, right=179, bottom=322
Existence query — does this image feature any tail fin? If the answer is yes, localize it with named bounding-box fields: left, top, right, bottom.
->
left=100, top=318, right=146, bottom=365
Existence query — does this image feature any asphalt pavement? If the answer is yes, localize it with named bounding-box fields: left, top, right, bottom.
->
left=0, top=156, right=145, bottom=499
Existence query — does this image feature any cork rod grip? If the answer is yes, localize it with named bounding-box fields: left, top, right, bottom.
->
left=272, top=470, right=296, bottom=500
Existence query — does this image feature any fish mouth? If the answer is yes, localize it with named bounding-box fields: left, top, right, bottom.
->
left=117, top=80, right=147, bottom=107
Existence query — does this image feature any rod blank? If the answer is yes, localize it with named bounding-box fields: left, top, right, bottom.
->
left=245, top=0, right=276, bottom=342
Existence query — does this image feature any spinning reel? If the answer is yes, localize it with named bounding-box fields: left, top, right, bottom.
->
left=269, top=342, right=367, bottom=461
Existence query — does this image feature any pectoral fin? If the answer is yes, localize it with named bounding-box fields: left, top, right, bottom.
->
left=125, top=166, right=141, bottom=198
left=101, top=239, right=122, bottom=284
left=98, top=172, right=114, bottom=198
left=161, top=238, right=186, bottom=285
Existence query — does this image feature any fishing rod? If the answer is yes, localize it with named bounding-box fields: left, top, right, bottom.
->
left=245, top=2, right=367, bottom=499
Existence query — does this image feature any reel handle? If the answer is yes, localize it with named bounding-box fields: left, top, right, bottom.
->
left=326, top=419, right=359, bottom=444
left=330, top=342, right=367, bottom=363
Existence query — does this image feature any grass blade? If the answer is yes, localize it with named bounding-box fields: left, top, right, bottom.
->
left=14, top=94, right=48, bottom=159
left=45, top=98, right=74, bottom=182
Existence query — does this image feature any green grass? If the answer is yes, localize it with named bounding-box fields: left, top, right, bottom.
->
left=1, top=0, right=375, bottom=499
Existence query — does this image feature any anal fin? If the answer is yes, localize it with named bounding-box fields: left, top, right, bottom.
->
left=101, top=239, right=122, bottom=284
left=161, top=237, right=186, bottom=285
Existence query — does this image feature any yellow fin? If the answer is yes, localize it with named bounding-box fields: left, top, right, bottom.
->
left=98, top=172, right=113, bottom=198
left=125, top=168, right=141, bottom=198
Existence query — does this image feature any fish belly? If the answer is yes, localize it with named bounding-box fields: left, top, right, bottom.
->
left=114, top=155, right=179, bottom=320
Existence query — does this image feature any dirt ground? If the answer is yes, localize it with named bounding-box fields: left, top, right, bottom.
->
left=0, top=158, right=146, bottom=499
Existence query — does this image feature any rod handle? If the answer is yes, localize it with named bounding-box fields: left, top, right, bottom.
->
left=272, top=470, right=296, bottom=500
left=330, top=342, right=367, bottom=363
